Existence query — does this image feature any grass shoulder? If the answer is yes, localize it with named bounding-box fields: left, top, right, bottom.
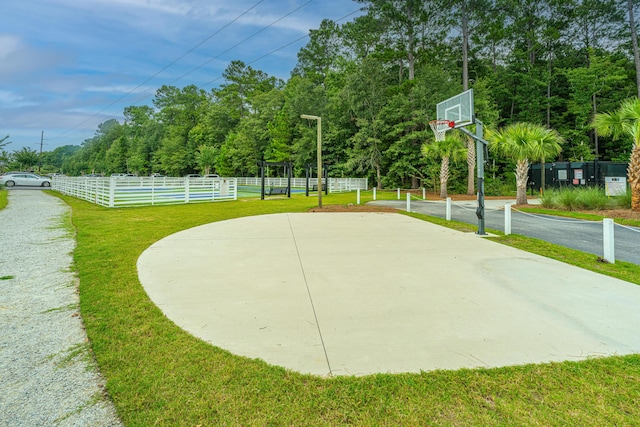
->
left=0, top=188, right=7, bottom=210
left=515, top=205, right=640, bottom=227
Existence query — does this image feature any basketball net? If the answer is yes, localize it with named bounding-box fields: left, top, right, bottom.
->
left=429, top=120, right=454, bottom=141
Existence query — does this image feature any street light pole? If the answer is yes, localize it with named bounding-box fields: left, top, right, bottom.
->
left=301, top=114, right=322, bottom=208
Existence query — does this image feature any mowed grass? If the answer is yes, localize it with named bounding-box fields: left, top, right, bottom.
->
left=0, top=188, right=7, bottom=210
left=57, top=191, right=640, bottom=426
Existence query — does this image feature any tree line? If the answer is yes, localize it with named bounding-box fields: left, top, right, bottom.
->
left=4, top=0, right=640, bottom=195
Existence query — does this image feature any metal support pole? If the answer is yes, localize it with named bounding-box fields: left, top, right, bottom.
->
left=317, top=118, right=322, bottom=207
left=260, top=161, right=265, bottom=200
left=287, top=163, right=291, bottom=198
left=324, top=166, right=328, bottom=195
left=459, top=123, right=489, bottom=235
left=305, top=166, right=309, bottom=196
left=475, top=121, right=486, bottom=235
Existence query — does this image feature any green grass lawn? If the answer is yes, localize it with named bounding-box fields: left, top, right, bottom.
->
left=0, top=188, right=7, bottom=210
left=57, top=191, right=640, bottom=426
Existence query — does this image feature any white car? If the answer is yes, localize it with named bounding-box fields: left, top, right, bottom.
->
left=1, top=173, right=51, bottom=187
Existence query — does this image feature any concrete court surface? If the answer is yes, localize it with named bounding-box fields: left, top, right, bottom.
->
left=137, top=212, right=640, bottom=377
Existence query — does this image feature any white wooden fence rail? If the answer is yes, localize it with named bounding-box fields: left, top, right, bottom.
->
left=52, top=177, right=237, bottom=207
left=52, top=176, right=368, bottom=207
left=235, top=177, right=368, bottom=192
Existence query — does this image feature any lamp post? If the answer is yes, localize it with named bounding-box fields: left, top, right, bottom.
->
left=301, top=114, right=322, bottom=208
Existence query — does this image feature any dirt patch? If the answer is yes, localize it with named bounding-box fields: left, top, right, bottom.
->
left=580, top=209, right=640, bottom=220
left=308, top=204, right=398, bottom=213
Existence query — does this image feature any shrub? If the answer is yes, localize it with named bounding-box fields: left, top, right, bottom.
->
left=575, top=187, right=610, bottom=210
left=555, top=188, right=580, bottom=211
left=485, top=177, right=511, bottom=196
left=540, top=190, right=557, bottom=208
left=539, top=187, right=631, bottom=211
left=613, top=190, right=632, bottom=209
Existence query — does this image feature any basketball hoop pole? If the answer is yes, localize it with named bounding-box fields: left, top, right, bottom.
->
left=458, top=120, right=488, bottom=236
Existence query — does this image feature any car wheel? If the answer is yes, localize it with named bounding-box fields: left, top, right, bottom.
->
left=5, top=180, right=15, bottom=187
left=42, top=181, right=51, bottom=187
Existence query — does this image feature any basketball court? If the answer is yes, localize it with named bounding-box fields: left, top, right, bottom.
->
left=137, top=212, right=640, bottom=377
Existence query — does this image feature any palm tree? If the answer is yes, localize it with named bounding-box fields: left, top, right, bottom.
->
left=0, top=135, right=10, bottom=150
left=593, top=98, right=640, bottom=212
left=422, top=132, right=467, bottom=198
left=488, top=123, right=563, bottom=205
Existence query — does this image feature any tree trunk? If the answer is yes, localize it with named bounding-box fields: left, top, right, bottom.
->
left=406, top=3, right=415, bottom=82
left=462, top=0, right=469, bottom=91
left=516, top=159, right=529, bottom=205
left=593, top=93, right=599, bottom=157
left=440, top=157, right=450, bottom=199
left=540, top=41, right=553, bottom=194
left=629, top=143, right=640, bottom=212
left=547, top=51, right=552, bottom=127
left=628, top=0, right=640, bottom=98
left=466, top=136, right=475, bottom=195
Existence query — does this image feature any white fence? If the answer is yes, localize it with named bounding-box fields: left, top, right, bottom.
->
left=53, top=176, right=368, bottom=208
left=52, top=176, right=237, bottom=208
left=236, top=177, right=368, bottom=192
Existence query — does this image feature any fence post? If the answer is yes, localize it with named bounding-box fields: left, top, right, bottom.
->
left=406, top=192, right=411, bottom=212
left=373, top=187, right=376, bottom=201
left=109, top=178, right=115, bottom=208
left=505, top=203, right=512, bottom=235
left=446, top=197, right=451, bottom=221
left=603, top=218, right=615, bottom=264
left=357, top=188, right=361, bottom=205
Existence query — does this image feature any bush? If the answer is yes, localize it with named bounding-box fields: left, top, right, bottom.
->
left=485, top=177, right=507, bottom=196
left=539, top=187, right=632, bottom=211
left=575, top=187, right=610, bottom=210
left=540, top=190, right=557, bottom=208
left=613, top=190, right=632, bottom=209
left=555, top=188, right=580, bottom=211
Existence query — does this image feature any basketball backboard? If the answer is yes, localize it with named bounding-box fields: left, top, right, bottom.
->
left=436, top=89, right=474, bottom=128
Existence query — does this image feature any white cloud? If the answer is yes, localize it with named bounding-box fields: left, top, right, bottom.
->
left=0, top=34, right=23, bottom=60
left=0, top=90, right=36, bottom=108
left=85, top=84, right=155, bottom=95
left=0, top=33, right=67, bottom=81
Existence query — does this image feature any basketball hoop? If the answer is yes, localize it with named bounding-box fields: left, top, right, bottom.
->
left=429, top=120, right=455, bottom=141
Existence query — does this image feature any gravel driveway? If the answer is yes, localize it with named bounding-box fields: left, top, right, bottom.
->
left=0, top=190, right=122, bottom=426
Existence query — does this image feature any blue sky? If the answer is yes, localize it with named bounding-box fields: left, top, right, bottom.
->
left=0, top=0, right=362, bottom=152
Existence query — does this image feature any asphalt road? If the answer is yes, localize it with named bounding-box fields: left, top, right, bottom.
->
left=370, top=199, right=640, bottom=266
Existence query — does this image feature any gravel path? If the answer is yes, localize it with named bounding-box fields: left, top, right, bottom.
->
left=0, top=190, right=122, bottom=426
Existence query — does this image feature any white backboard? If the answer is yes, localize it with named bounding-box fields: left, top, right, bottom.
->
left=436, top=89, right=474, bottom=128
